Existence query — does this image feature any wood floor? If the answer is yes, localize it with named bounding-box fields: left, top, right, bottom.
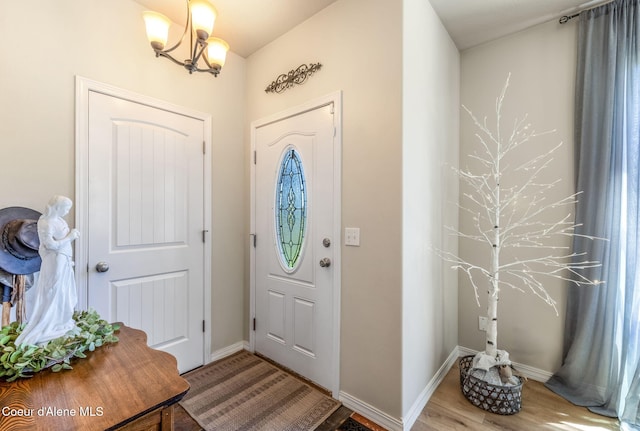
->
left=412, top=360, right=620, bottom=430
left=174, top=357, right=620, bottom=431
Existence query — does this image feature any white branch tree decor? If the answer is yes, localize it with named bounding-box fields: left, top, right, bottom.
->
left=441, top=75, right=603, bottom=380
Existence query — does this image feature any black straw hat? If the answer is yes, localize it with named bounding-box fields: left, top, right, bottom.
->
left=0, top=207, right=42, bottom=275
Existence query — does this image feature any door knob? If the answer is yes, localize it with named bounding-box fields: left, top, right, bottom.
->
left=319, top=258, right=331, bottom=268
left=95, top=262, right=110, bottom=273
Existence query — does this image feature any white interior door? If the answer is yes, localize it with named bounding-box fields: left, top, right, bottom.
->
left=86, top=90, right=205, bottom=373
left=254, top=100, right=339, bottom=392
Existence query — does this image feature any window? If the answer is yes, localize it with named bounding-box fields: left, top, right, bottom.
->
left=275, top=148, right=307, bottom=271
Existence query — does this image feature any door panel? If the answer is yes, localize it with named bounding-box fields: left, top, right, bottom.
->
left=255, top=103, right=335, bottom=390
left=87, top=91, right=204, bottom=373
left=112, top=271, right=187, bottom=347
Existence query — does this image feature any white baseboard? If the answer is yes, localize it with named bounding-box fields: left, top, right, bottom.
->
left=458, top=346, right=553, bottom=382
left=402, top=346, right=459, bottom=430
left=339, top=391, right=403, bottom=431
left=209, top=341, right=248, bottom=363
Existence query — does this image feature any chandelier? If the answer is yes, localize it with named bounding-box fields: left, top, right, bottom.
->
left=142, top=0, right=230, bottom=77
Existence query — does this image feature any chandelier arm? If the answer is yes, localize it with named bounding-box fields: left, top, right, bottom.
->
left=154, top=43, right=220, bottom=75
left=160, top=0, right=192, bottom=55
left=201, top=55, right=215, bottom=70
left=155, top=51, right=189, bottom=68
left=192, top=64, right=220, bottom=75
left=193, top=67, right=219, bottom=76
left=191, top=39, right=207, bottom=66
left=191, top=54, right=219, bottom=75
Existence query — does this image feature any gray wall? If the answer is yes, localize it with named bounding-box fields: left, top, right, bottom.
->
left=459, top=18, right=578, bottom=374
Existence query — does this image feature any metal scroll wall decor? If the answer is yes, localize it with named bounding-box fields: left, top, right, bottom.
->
left=265, top=63, right=322, bottom=94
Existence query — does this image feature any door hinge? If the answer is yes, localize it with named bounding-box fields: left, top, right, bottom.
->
left=203, top=140, right=206, bottom=155
left=250, top=233, right=256, bottom=248
left=202, top=229, right=208, bottom=243
left=253, top=150, right=257, bottom=164
left=253, top=318, right=256, bottom=331
left=202, top=320, right=206, bottom=332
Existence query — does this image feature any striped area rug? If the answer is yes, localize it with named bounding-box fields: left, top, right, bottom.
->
left=179, top=350, right=341, bottom=431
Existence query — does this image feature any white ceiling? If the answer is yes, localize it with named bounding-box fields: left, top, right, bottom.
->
left=135, top=0, right=610, bottom=57
left=429, top=0, right=609, bottom=50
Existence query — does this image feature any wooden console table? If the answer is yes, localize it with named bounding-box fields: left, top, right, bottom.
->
left=0, top=325, right=190, bottom=430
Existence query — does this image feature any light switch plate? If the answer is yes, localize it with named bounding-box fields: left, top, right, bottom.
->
left=478, top=316, right=488, bottom=331
left=345, top=227, right=360, bottom=246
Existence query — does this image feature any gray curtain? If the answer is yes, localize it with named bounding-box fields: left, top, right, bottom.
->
left=545, top=1, right=640, bottom=429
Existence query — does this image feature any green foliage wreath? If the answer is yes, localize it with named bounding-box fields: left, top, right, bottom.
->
left=0, top=309, right=119, bottom=382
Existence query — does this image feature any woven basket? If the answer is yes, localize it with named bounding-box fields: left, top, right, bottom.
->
left=459, top=355, right=524, bottom=415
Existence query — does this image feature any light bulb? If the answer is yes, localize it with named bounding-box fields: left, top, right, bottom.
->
left=190, top=0, right=216, bottom=40
left=206, top=37, right=229, bottom=71
left=143, top=11, right=171, bottom=50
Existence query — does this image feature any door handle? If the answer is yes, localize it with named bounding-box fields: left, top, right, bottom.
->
left=319, top=258, right=331, bottom=268
left=95, top=262, right=110, bottom=273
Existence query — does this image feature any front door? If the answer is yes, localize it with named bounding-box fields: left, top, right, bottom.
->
left=253, top=98, right=340, bottom=392
left=86, top=90, right=205, bottom=373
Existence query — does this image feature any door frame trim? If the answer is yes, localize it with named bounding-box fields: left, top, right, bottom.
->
left=249, top=91, right=342, bottom=397
left=74, top=76, right=212, bottom=366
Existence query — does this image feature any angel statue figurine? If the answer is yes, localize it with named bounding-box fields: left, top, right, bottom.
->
left=15, top=195, right=80, bottom=346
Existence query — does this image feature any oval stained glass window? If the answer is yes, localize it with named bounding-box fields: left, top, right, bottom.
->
left=275, top=148, right=307, bottom=271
